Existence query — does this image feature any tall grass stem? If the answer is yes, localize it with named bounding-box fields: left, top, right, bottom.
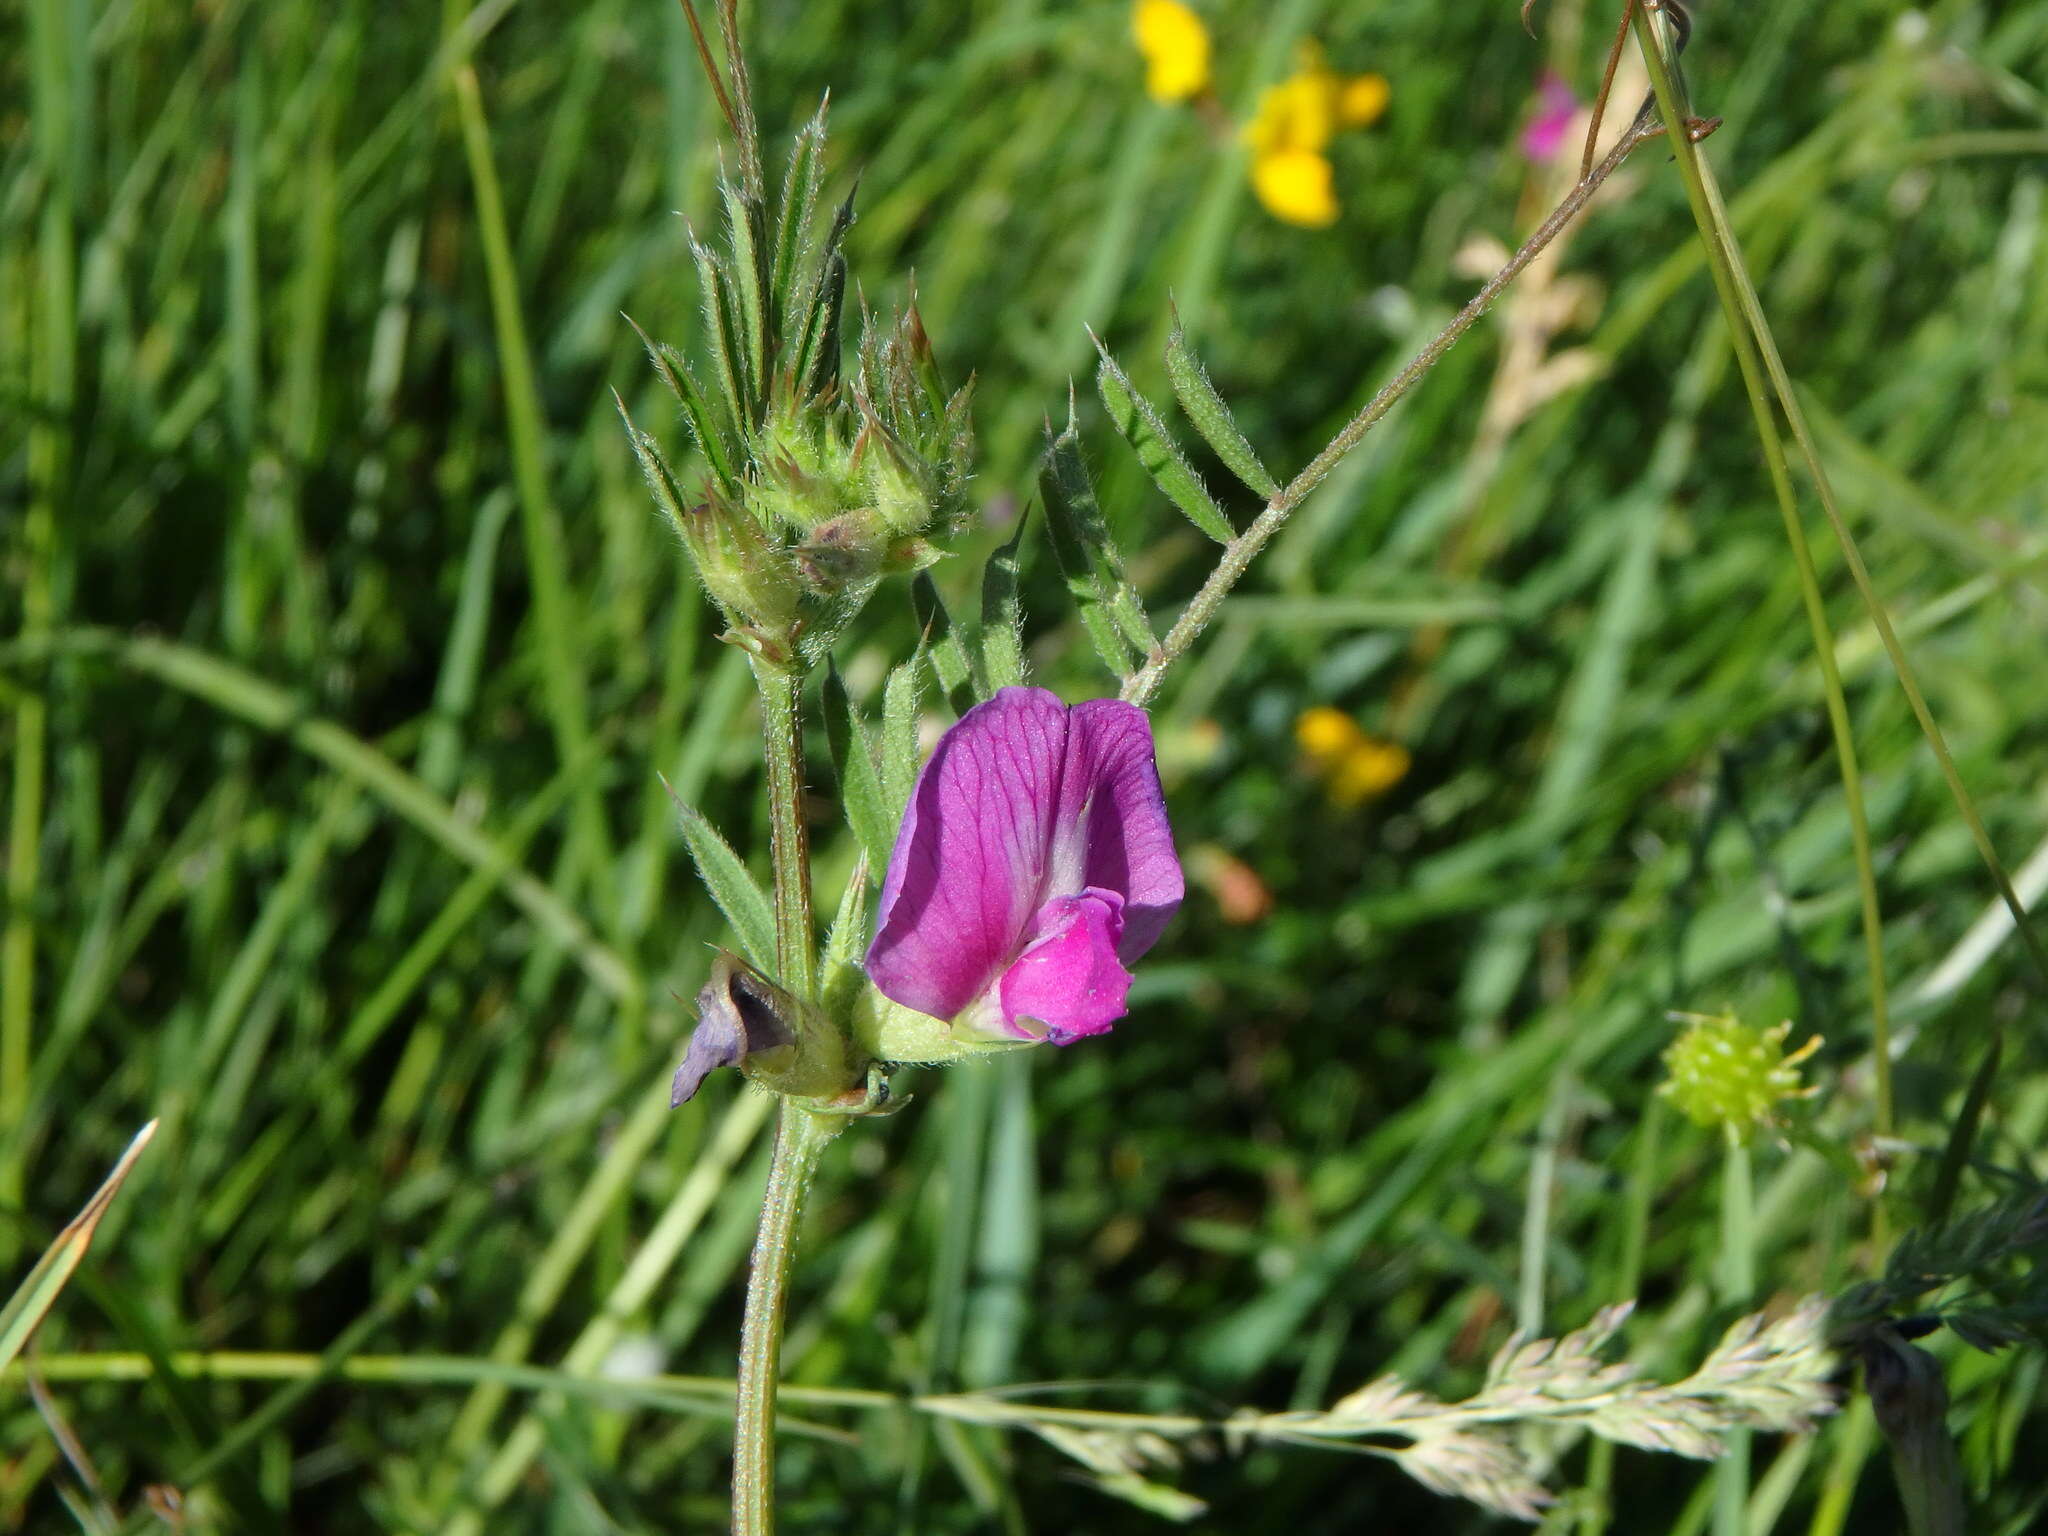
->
left=1628, top=5, right=1898, bottom=1160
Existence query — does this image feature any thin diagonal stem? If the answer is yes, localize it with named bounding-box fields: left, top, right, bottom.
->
left=1627, top=6, right=1897, bottom=1152
left=1581, top=0, right=1637, bottom=182
left=1634, top=4, right=2048, bottom=1183
left=1122, top=115, right=1660, bottom=708
left=1633, top=3, right=2048, bottom=990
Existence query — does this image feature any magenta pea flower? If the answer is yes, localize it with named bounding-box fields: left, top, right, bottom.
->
left=864, top=687, right=1183, bottom=1047
left=1520, top=71, right=1581, bottom=164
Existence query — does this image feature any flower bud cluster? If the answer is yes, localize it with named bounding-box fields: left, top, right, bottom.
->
left=622, top=113, right=972, bottom=661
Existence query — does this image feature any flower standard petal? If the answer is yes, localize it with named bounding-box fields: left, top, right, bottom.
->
left=1057, top=699, right=1184, bottom=962
left=866, top=688, right=1070, bottom=1022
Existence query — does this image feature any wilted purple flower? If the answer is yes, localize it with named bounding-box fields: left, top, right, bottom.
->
left=865, top=687, right=1183, bottom=1046
left=1520, top=71, right=1581, bottom=163
left=670, top=952, right=798, bottom=1106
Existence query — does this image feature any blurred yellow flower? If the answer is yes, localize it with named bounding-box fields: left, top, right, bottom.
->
left=1251, top=149, right=1338, bottom=229
left=1243, top=42, right=1389, bottom=226
left=1295, top=706, right=1410, bottom=805
left=1133, top=0, right=1211, bottom=104
left=1338, top=72, right=1390, bottom=130
left=1295, top=705, right=1360, bottom=763
left=1246, top=65, right=1337, bottom=157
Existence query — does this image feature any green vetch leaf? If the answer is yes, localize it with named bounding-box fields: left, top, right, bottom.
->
left=0, top=1121, right=158, bottom=1375
left=975, top=513, right=1028, bottom=693
left=1094, top=336, right=1235, bottom=544
left=688, top=234, right=751, bottom=443
left=771, top=102, right=828, bottom=340
left=819, top=850, right=871, bottom=1020
left=615, top=392, right=696, bottom=539
left=1039, top=400, right=1155, bottom=677
left=912, top=572, right=977, bottom=709
left=880, top=652, right=924, bottom=825
left=661, top=783, right=777, bottom=974
left=1165, top=315, right=1278, bottom=500
left=720, top=177, right=771, bottom=403
left=623, top=316, right=740, bottom=496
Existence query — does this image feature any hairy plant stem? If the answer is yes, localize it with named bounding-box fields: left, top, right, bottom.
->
left=733, top=1101, right=841, bottom=1536
left=733, top=650, right=829, bottom=1535
left=1627, top=0, right=1898, bottom=1183
left=750, top=656, right=816, bottom=1000
left=1121, top=115, right=1659, bottom=708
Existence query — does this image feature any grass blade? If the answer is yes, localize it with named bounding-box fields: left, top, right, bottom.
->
left=0, top=1122, right=157, bottom=1375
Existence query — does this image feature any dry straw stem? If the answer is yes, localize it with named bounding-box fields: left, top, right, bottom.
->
left=20, top=1296, right=1834, bottom=1527
left=925, top=1297, right=1837, bottom=1524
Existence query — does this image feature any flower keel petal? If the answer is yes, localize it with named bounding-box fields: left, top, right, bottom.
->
left=999, top=890, right=1132, bottom=1044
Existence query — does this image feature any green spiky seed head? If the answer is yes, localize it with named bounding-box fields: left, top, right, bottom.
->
left=1659, top=1012, right=1820, bottom=1143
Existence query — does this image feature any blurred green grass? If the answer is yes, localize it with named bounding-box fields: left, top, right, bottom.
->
left=4, top=0, right=2048, bottom=1529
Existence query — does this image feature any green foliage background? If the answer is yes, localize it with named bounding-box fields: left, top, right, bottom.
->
left=4, top=0, right=2048, bottom=1528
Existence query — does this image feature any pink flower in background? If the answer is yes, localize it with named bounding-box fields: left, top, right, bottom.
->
left=865, top=688, right=1183, bottom=1045
left=1521, top=71, right=1581, bottom=163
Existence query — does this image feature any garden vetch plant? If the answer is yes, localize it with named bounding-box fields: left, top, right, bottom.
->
left=616, top=3, right=2048, bottom=1531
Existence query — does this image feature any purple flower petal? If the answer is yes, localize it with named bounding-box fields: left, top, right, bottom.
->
left=1520, top=71, right=1581, bottom=163
left=866, top=686, right=1183, bottom=1040
left=998, top=889, right=1132, bottom=1044
left=867, top=689, right=1071, bottom=1023
left=1058, top=699, right=1184, bottom=963
left=671, top=953, right=796, bottom=1105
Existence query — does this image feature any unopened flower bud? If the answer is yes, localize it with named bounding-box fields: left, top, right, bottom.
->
left=681, top=496, right=799, bottom=632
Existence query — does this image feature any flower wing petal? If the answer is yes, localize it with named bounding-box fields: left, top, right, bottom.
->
left=999, top=890, right=1132, bottom=1044
left=866, top=688, right=1070, bottom=1021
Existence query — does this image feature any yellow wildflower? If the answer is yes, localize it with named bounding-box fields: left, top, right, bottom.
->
left=1295, top=706, right=1360, bottom=764
left=1246, top=63, right=1338, bottom=157
left=1133, top=0, right=1211, bottom=104
left=1252, top=149, right=1338, bottom=228
left=1242, top=41, right=1390, bottom=227
left=1329, top=738, right=1410, bottom=804
left=1295, top=706, right=1410, bottom=804
left=1338, top=72, right=1390, bottom=130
